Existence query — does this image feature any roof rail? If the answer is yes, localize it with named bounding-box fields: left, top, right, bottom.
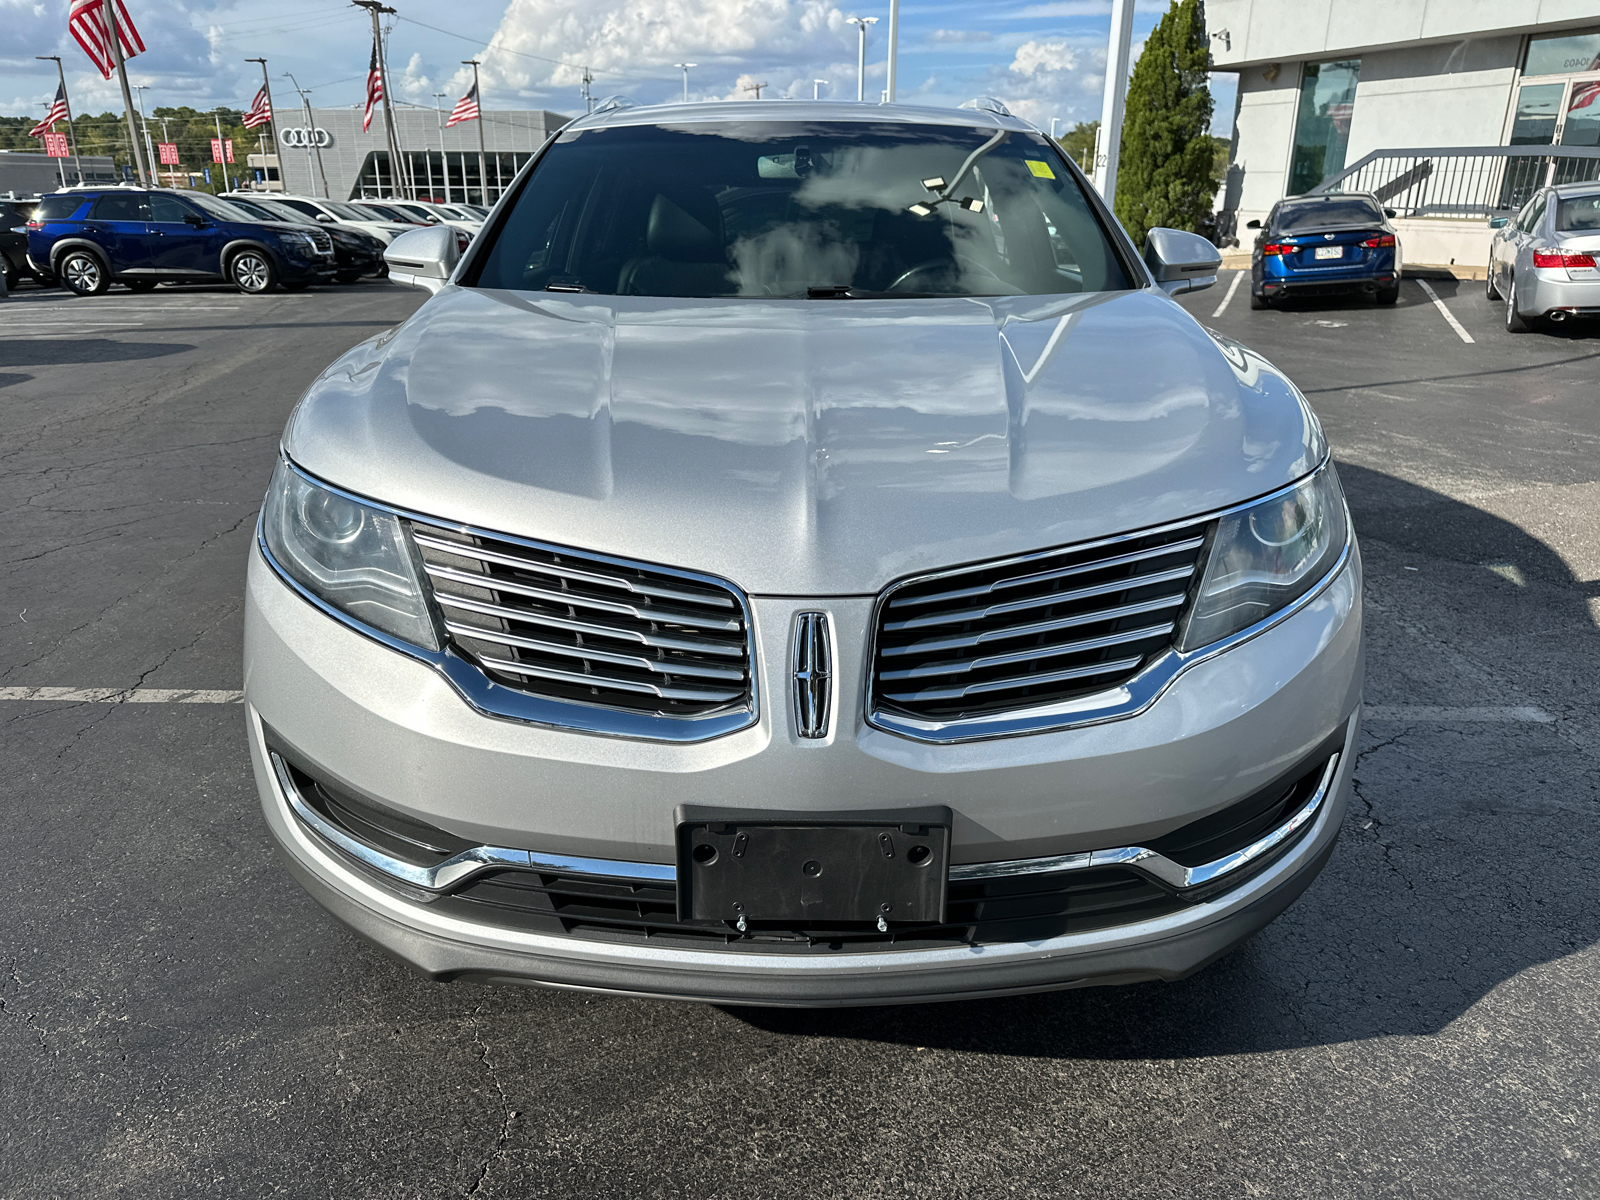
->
left=959, top=96, right=1013, bottom=118
left=590, top=96, right=638, bottom=116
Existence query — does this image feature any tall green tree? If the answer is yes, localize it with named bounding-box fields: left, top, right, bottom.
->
left=1113, top=0, right=1217, bottom=246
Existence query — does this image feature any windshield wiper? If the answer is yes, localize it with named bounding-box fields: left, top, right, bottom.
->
left=805, top=286, right=971, bottom=299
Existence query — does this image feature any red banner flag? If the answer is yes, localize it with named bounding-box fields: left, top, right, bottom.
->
left=158, top=141, right=179, bottom=165
left=211, top=138, right=224, bottom=163
left=225, top=139, right=235, bottom=163
left=43, top=131, right=70, bottom=158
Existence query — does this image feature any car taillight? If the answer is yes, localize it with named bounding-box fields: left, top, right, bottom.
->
left=1534, top=249, right=1597, bottom=268
left=1360, top=233, right=1395, bottom=248
left=26, top=221, right=41, bottom=230
left=1261, top=243, right=1288, bottom=256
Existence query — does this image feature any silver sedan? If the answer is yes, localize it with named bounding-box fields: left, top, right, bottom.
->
left=1488, top=181, right=1600, bottom=332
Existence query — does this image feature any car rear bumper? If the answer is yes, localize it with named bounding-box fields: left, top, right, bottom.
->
left=1520, top=270, right=1600, bottom=319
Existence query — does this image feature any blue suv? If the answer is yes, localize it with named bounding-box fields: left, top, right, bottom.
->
left=26, top=187, right=335, bottom=296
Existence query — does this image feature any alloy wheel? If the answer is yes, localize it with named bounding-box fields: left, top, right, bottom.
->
left=233, top=253, right=271, bottom=293
left=63, top=254, right=102, bottom=295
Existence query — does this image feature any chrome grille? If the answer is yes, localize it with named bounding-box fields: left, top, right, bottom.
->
left=410, top=523, right=753, bottom=720
left=310, top=230, right=333, bottom=255
left=870, top=521, right=1210, bottom=725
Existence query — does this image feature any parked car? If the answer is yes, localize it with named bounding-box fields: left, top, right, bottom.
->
left=256, top=194, right=414, bottom=245
left=24, top=188, right=334, bottom=295
left=1247, top=192, right=1401, bottom=308
left=349, top=200, right=428, bottom=226
left=378, top=198, right=482, bottom=237
left=248, top=99, right=1359, bottom=1006
left=1487, top=181, right=1600, bottom=332
left=224, top=194, right=387, bottom=283
left=2, top=198, right=39, bottom=289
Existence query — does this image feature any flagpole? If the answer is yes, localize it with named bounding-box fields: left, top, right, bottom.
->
left=354, top=1, right=412, bottom=201
left=102, top=0, right=150, bottom=185
left=36, top=56, right=84, bottom=186
left=464, top=59, right=488, bottom=206
left=247, top=58, right=279, bottom=191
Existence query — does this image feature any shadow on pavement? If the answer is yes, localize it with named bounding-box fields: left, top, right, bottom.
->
left=722, top=464, right=1600, bottom=1056
left=0, top=338, right=192, bottom=367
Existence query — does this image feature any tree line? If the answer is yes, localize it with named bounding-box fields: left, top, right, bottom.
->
left=0, top=106, right=267, bottom=194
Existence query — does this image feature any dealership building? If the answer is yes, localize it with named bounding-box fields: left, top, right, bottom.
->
left=261, top=105, right=571, bottom=205
left=1209, top=2, right=1600, bottom=264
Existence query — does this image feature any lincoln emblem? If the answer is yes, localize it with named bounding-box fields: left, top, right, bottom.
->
left=791, top=612, right=832, bottom=739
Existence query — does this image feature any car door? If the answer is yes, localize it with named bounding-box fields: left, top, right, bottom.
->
left=81, top=192, right=151, bottom=273
left=146, top=193, right=225, bottom=275
left=1514, top=191, right=1549, bottom=278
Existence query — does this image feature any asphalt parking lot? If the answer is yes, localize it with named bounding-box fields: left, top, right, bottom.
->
left=3, top=272, right=1598, bottom=1199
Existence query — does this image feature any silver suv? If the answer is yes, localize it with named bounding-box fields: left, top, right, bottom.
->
left=246, top=100, right=1362, bottom=1005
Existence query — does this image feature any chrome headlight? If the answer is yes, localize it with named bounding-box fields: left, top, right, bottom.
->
left=1179, top=463, right=1349, bottom=652
left=261, top=460, right=439, bottom=650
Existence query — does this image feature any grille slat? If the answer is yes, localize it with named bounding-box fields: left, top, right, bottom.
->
left=872, top=521, right=1210, bottom=724
left=412, top=522, right=753, bottom=720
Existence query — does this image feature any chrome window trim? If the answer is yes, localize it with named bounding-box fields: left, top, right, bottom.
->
left=274, top=746, right=1337, bottom=902
left=864, top=459, right=1351, bottom=744
left=258, top=453, right=760, bottom=744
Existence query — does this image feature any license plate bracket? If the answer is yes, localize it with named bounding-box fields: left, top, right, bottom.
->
left=676, top=805, right=952, bottom=925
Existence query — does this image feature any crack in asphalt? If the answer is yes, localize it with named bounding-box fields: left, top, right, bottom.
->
left=1, top=957, right=48, bottom=1054
left=463, top=1005, right=517, bottom=1198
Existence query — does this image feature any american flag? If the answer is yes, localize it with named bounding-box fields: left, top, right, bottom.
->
left=69, top=0, right=145, bottom=81
left=242, top=86, right=272, bottom=130
left=362, top=41, right=383, bottom=133
left=446, top=81, right=480, bottom=127
left=1571, top=80, right=1600, bottom=114
left=29, top=83, right=69, bottom=138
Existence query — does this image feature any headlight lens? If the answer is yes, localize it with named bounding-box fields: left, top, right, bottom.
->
left=1178, top=463, right=1349, bottom=652
left=261, top=460, right=439, bottom=650
left=277, top=231, right=314, bottom=252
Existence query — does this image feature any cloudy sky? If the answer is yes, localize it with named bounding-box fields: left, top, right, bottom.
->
left=3, top=0, right=1236, bottom=136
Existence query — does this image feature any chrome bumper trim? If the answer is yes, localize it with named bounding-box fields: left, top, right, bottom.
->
left=274, top=749, right=1337, bottom=901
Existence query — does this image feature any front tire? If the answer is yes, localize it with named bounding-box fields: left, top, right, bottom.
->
left=58, top=250, right=108, bottom=297
left=334, top=270, right=361, bottom=285
left=1484, top=266, right=1500, bottom=301
left=1505, top=277, right=1529, bottom=333
left=229, top=249, right=278, bottom=294
left=1375, top=283, right=1399, bottom=305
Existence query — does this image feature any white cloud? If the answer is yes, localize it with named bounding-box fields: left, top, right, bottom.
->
left=1010, top=40, right=1079, bottom=77
left=928, top=30, right=993, bottom=45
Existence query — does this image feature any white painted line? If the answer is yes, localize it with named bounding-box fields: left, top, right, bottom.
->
left=1211, top=270, right=1244, bottom=318
left=0, top=687, right=243, bottom=704
left=1415, top=279, right=1475, bottom=344
left=1364, top=704, right=1552, bottom=723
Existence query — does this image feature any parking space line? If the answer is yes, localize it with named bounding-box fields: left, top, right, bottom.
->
left=1211, top=270, right=1244, bottom=318
left=1415, top=280, right=1475, bottom=344
left=1364, top=704, right=1552, bottom=723
left=0, top=687, right=243, bottom=704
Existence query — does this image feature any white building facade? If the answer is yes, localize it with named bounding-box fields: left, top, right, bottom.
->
left=1209, top=1, right=1600, bottom=263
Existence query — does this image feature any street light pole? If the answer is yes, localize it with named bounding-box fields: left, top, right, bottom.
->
left=674, top=63, right=697, bottom=103
left=353, top=0, right=411, bottom=199
left=885, top=0, right=900, bottom=102
left=132, top=84, right=158, bottom=185
left=36, top=57, right=84, bottom=186
left=848, top=17, right=877, bottom=103
left=1094, top=0, right=1136, bottom=201
left=814, top=79, right=827, bottom=100
left=462, top=59, right=489, bottom=205
left=283, top=72, right=329, bottom=198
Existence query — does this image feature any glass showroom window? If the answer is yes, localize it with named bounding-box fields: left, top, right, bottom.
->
left=1523, top=30, right=1600, bottom=79
left=1288, top=60, right=1361, bottom=196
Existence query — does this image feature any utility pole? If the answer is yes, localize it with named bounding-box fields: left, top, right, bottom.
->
left=353, top=0, right=411, bottom=199
left=462, top=60, right=490, bottom=205
left=283, top=73, right=329, bottom=197
left=246, top=58, right=279, bottom=191
left=432, top=92, right=446, bottom=202
left=743, top=80, right=767, bottom=100
left=132, top=85, right=158, bottom=184
left=36, top=57, right=84, bottom=186
left=674, top=63, right=696, bottom=103
left=814, top=79, right=827, bottom=100
left=848, top=17, right=877, bottom=102
left=1094, top=0, right=1136, bottom=201
left=581, top=66, right=594, bottom=114
left=885, top=0, right=900, bottom=102
left=102, top=0, right=150, bottom=184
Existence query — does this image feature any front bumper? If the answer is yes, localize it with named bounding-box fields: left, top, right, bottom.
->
left=245, top=533, right=1363, bottom=1004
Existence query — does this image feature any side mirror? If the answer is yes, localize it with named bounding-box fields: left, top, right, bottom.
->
left=383, top=223, right=460, bottom=295
left=1245, top=219, right=1261, bottom=229
left=315, top=213, right=335, bottom=223
left=1489, top=217, right=1509, bottom=229
left=1143, top=227, right=1222, bottom=297
left=1383, top=207, right=1397, bottom=218
left=184, top=214, right=208, bottom=227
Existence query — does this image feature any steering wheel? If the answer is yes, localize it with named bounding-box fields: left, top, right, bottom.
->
left=886, top=256, right=1011, bottom=294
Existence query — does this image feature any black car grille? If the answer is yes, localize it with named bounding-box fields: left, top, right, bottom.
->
left=870, top=521, right=1210, bottom=724
left=410, top=523, right=753, bottom=720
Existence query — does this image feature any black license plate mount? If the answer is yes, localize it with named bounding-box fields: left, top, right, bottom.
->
left=675, top=805, right=952, bottom=925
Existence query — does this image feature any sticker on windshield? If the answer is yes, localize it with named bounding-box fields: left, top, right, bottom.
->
left=1025, top=160, right=1056, bottom=179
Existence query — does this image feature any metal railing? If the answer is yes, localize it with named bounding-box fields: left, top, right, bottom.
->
left=1310, top=145, right=1600, bottom=219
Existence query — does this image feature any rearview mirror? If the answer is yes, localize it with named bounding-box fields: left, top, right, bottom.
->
left=1143, top=227, right=1222, bottom=297
left=383, top=223, right=460, bottom=295
left=1245, top=219, right=1261, bottom=229
left=1489, top=217, right=1509, bottom=229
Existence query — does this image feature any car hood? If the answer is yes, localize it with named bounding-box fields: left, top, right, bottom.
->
left=285, top=286, right=1325, bottom=594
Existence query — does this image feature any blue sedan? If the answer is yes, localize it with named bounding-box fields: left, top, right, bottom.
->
left=1247, top=193, right=1402, bottom=309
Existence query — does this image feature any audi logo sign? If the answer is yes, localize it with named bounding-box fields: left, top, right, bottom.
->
left=279, top=128, right=333, bottom=148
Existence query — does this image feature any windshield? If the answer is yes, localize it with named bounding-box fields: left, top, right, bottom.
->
left=184, top=192, right=260, bottom=223
left=325, top=201, right=376, bottom=221
left=357, top=202, right=411, bottom=222
left=226, top=198, right=281, bottom=222
left=1275, top=197, right=1385, bottom=233
left=1555, top=193, right=1600, bottom=231
left=252, top=199, right=314, bottom=225
left=469, top=121, right=1131, bottom=298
